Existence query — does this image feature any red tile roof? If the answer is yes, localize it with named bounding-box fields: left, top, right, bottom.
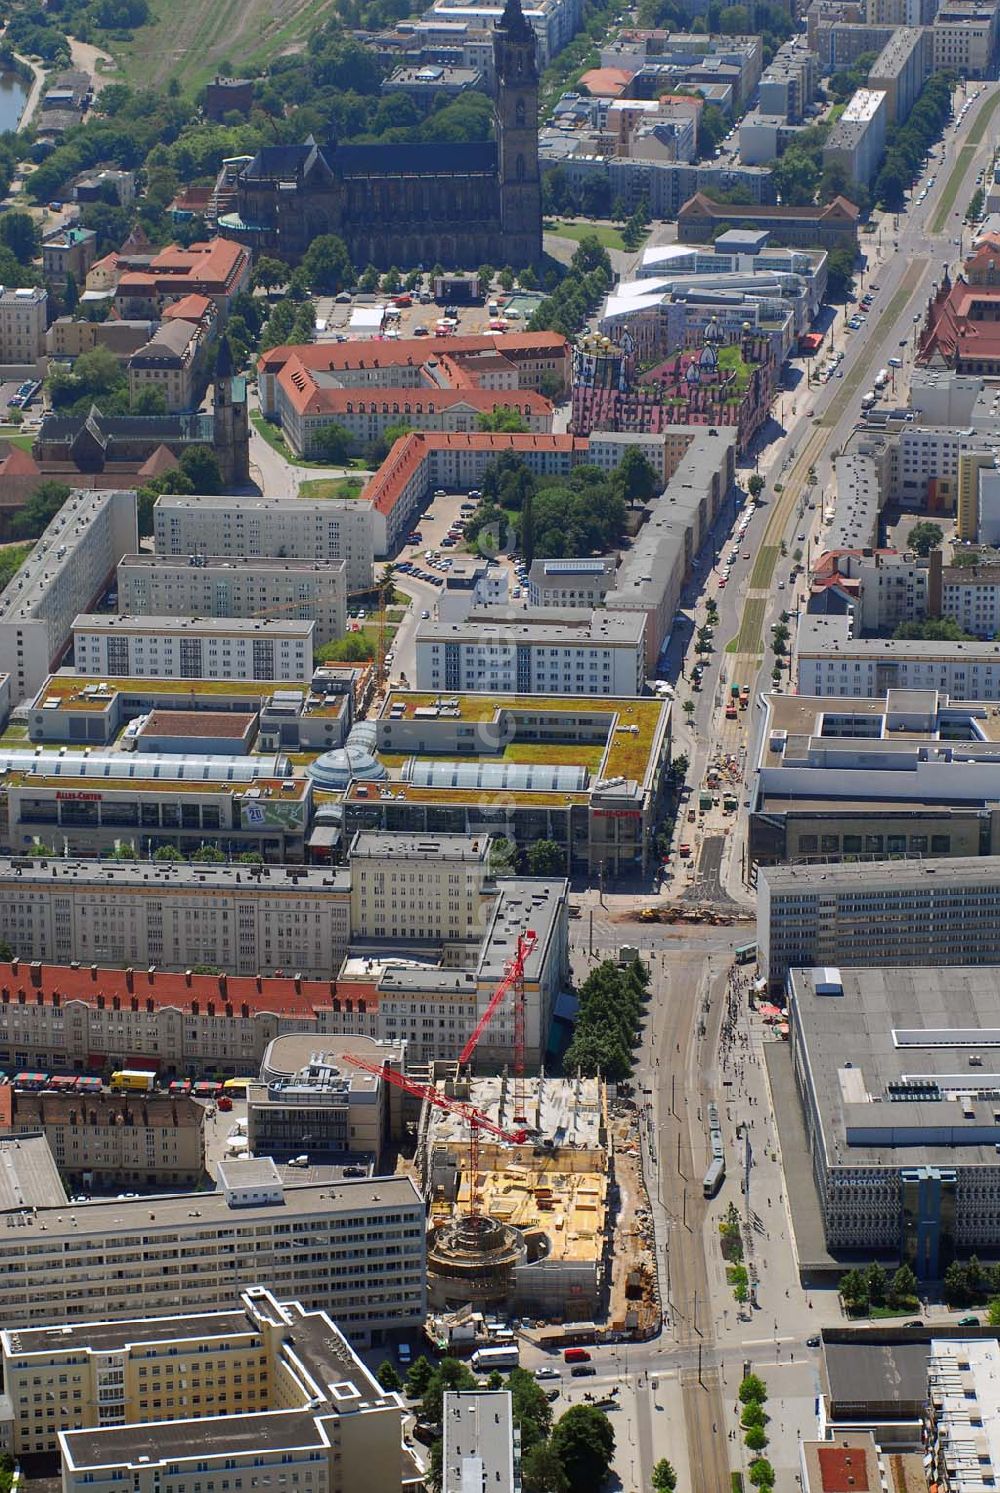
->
left=919, top=273, right=1000, bottom=365
left=362, top=430, right=586, bottom=516
left=0, top=446, right=41, bottom=477
left=0, top=960, right=361, bottom=1022
left=816, top=1446, right=871, bottom=1493
left=276, top=354, right=552, bottom=419
left=578, top=65, right=634, bottom=95
left=116, top=239, right=249, bottom=300
left=257, top=331, right=568, bottom=376
left=162, top=293, right=213, bottom=322
left=680, top=191, right=860, bottom=223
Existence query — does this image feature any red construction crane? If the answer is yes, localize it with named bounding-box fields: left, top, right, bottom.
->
left=343, top=1053, right=528, bottom=1230
left=342, top=926, right=537, bottom=1235
left=458, top=928, right=537, bottom=1124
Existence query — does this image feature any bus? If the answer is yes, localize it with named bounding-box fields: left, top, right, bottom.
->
left=223, top=1077, right=253, bottom=1094
left=735, top=942, right=757, bottom=965
left=471, top=1346, right=519, bottom=1372
left=703, top=1156, right=725, bottom=1198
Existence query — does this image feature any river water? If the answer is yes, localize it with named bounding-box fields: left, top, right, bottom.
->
left=0, top=72, right=29, bottom=134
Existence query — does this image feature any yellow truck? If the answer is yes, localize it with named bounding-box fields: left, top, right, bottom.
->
left=110, top=1069, right=157, bottom=1093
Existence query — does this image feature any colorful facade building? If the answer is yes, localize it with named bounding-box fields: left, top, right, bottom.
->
left=570, top=317, right=774, bottom=451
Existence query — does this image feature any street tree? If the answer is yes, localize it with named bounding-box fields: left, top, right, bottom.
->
left=521, top=1443, right=569, bottom=1493
left=526, top=839, right=565, bottom=876
left=549, top=1405, right=615, bottom=1493
left=652, top=1460, right=677, bottom=1492
left=738, top=1374, right=768, bottom=1405
left=907, top=521, right=944, bottom=556
left=376, top=1361, right=402, bottom=1391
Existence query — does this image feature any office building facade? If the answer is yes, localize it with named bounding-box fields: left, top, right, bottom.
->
left=0, top=1171, right=425, bottom=1339
left=758, top=857, right=1000, bottom=988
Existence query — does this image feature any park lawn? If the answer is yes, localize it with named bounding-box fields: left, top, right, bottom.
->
left=109, top=0, right=338, bottom=91
left=315, top=621, right=399, bottom=664
left=299, top=477, right=367, bottom=499
left=251, top=412, right=354, bottom=470
left=0, top=428, right=34, bottom=451
left=543, top=219, right=645, bottom=252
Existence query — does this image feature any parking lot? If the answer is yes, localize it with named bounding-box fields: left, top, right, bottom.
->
left=312, top=286, right=545, bottom=344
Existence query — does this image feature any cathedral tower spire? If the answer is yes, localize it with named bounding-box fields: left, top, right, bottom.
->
left=494, top=0, right=542, bottom=268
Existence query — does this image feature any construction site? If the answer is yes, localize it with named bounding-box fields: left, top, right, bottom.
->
left=415, top=1074, right=611, bottom=1321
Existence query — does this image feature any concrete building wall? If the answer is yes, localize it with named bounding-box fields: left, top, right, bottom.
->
left=0, top=489, right=138, bottom=704
left=116, top=557, right=348, bottom=646
left=153, top=496, right=375, bottom=594
left=72, top=615, right=315, bottom=683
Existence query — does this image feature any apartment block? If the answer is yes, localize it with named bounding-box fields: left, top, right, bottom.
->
left=0, top=287, right=47, bottom=370
left=414, top=608, right=646, bottom=696
left=117, top=555, right=348, bottom=646
left=153, top=495, right=374, bottom=594
left=348, top=831, right=495, bottom=943
left=795, top=613, right=1000, bottom=698
left=957, top=448, right=998, bottom=541
left=757, top=38, right=818, bottom=123
left=604, top=427, right=736, bottom=668
left=939, top=562, right=1000, bottom=638
left=2, top=1288, right=409, bottom=1493
left=1, top=1087, right=205, bottom=1188
left=856, top=549, right=930, bottom=631
left=0, top=846, right=570, bottom=1070
left=933, top=0, right=999, bottom=75
left=72, top=615, right=316, bottom=684
left=822, top=88, right=887, bottom=188
left=0, top=489, right=138, bottom=703
left=926, top=1339, right=1000, bottom=1493
left=868, top=26, right=931, bottom=124
left=444, top=1393, right=521, bottom=1493
left=0, top=1169, right=424, bottom=1336
left=758, top=856, right=1000, bottom=987
left=0, top=860, right=352, bottom=978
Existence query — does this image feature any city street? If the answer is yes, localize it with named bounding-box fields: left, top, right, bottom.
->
left=555, top=79, right=1000, bottom=1493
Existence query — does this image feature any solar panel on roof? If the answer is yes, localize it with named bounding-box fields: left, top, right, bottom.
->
left=542, top=560, right=608, bottom=574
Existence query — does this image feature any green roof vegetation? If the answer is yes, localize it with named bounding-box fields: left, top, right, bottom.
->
left=298, top=476, right=366, bottom=500
left=381, top=691, right=668, bottom=787
left=717, top=343, right=752, bottom=394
